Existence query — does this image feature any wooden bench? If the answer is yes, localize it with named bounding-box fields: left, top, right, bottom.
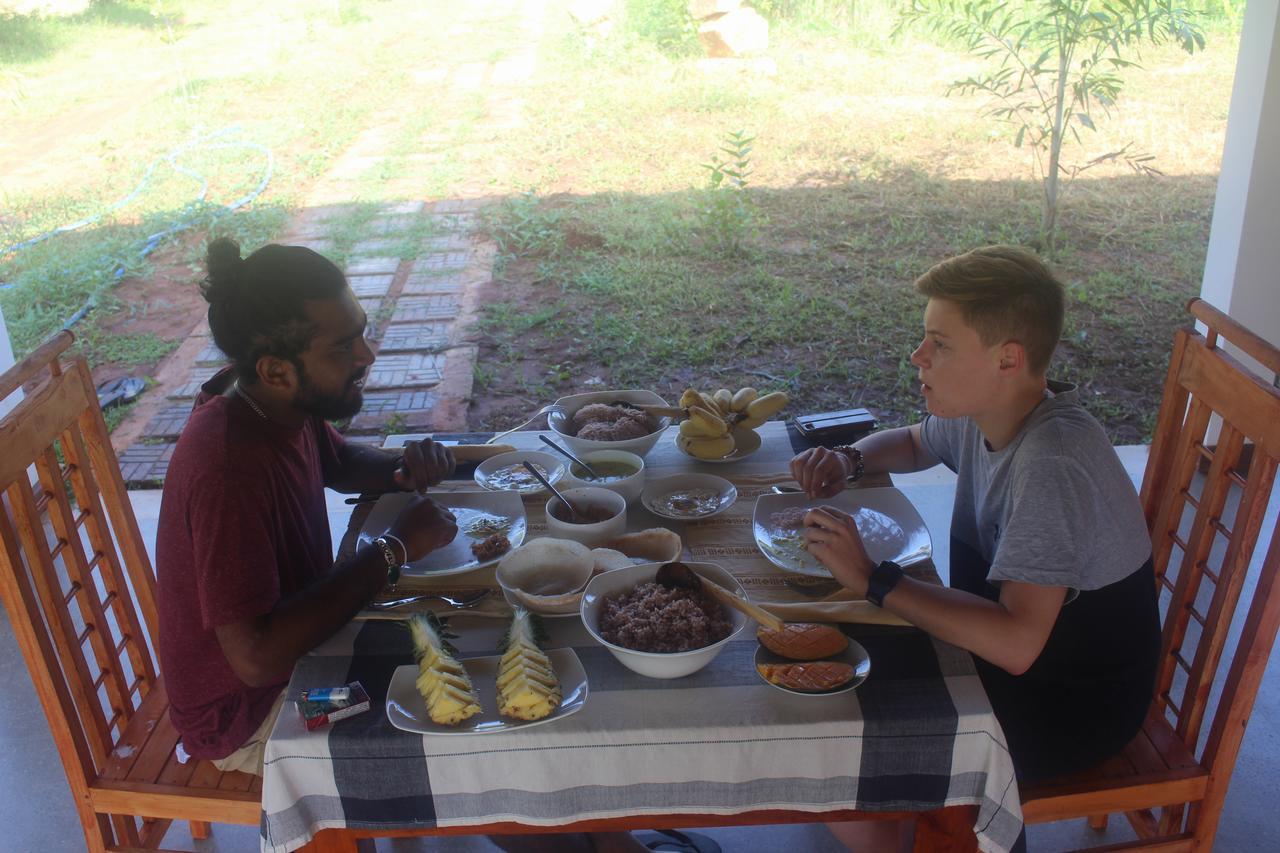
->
left=1021, top=298, right=1280, bottom=850
left=0, top=332, right=260, bottom=851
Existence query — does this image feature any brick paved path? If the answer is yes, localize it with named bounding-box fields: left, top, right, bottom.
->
left=117, top=0, right=544, bottom=486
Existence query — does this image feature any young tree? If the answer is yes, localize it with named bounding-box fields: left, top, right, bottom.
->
left=902, top=0, right=1205, bottom=254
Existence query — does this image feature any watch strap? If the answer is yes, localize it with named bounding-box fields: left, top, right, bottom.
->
left=867, top=559, right=904, bottom=608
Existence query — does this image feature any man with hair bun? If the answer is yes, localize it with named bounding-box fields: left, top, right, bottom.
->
left=157, top=238, right=459, bottom=776
left=791, top=246, right=1159, bottom=850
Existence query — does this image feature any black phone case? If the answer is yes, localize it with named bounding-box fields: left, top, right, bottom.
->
left=794, top=408, right=877, bottom=445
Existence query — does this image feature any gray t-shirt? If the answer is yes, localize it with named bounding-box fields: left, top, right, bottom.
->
left=919, top=380, right=1149, bottom=594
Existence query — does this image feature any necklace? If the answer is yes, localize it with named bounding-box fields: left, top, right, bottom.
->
left=234, top=381, right=269, bottom=421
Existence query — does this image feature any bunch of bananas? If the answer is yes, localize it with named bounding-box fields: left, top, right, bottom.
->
left=675, top=386, right=789, bottom=460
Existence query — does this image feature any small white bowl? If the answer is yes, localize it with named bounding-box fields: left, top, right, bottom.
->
left=544, top=486, right=627, bottom=547
left=495, top=538, right=595, bottom=617
left=641, top=473, right=737, bottom=521
left=474, top=450, right=566, bottom=494
left=580, top=561, right=748, bottom=679
left=547, top=389, right=673, bottom=458
left=561, top=449, right=646, bottom=505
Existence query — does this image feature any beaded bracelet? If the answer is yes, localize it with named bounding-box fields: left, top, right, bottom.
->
left=832, top=444, right=865, bottom=483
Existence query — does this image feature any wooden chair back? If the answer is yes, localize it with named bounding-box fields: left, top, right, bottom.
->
left=0, top=332, right=163, bottom=847
left=1133, top=297, right=1280, bottom=843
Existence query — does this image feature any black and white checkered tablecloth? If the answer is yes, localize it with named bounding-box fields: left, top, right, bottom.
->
left=260, top=613, right=1022, bottom=852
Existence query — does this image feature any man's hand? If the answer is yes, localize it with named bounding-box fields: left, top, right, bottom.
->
left=392, top=439, right=456, bottom=494
left=789, top=447, right=851, bottom=499
left=388, top=496, right=458, bottom=562
left=802, top=506, right=875, bottom=596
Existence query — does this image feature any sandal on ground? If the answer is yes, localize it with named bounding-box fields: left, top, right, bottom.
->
left=96, top=376, right=145, bottom=410
left=634, top=829, right=722, bottom=853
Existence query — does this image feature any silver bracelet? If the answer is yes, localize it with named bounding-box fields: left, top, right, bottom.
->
left=381, top=532, right=408, bottom=565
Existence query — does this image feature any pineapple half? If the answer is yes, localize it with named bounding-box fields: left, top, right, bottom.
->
left=496, top=607, right=562, bottom=721
left=407, top=613, right=482, bottom=725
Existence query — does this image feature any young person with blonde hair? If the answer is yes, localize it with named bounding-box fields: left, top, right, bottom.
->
left=791, top=246, right=1159, bottom=849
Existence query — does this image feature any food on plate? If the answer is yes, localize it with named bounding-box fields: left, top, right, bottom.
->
left=675, top=386, right=790, bottom=459
left=590, top=547, right=633, bottom=573
left=607, top=528, right=683, bottom=562
left=470, top=532, right=511, bottom=561
left=496, top=607, right=562, bottom=721
left=675, top=432, right=736, bottom=460
left=462, top=513, right=513, bottom=538
left=756, top=661, right=856, bottom=692
left=548, top=500, right=617, bottom=524
left=571, top=403, right=658, bottom=442
left=757, top=623, right=849, bottom=661
left=570, top=460, right=639, bottom=482
left=407, top=614, right=482, bottom=725
left=770, top=507, right=809, bottom=531
left=485, top=462, right=552, bottom=492
left=649, top=488, right=723, bottom=518
left=598, top=582, right=732, bottom=653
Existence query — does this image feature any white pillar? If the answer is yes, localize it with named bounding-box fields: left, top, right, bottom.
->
left=0, top=306, right=22, bottom=419
left=1199, top=0, right=1280, bottom=379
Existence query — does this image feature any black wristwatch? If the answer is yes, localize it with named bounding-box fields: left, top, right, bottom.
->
left=866, top=559, right=904, bottom=608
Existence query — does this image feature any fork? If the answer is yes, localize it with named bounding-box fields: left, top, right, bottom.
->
left=366, top=589, right=491, bottom=611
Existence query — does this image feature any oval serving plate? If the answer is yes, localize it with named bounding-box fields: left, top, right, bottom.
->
left=753, top=640, right=871, bottom=697
left=386, top=647, right=588, bottom=734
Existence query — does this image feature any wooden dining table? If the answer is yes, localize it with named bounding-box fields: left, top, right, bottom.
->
left=258, top=422, right=1023, bottom=852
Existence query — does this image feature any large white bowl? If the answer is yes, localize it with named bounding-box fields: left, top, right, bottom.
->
left=544, top=486, right=627, bottom=547
left=580, top=561, right=748, bottom=679
left=547, top=390, right=673, bottom=458
left=561, top=449, right=646, bottom=506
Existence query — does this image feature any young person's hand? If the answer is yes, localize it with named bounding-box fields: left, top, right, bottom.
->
left=388, top=496, right=458, bottom=561
left=392, top=439, right=456, bottom=493
left=789, top=447, right=850, bottom=499
left=802, top=506, right=875, bottom=596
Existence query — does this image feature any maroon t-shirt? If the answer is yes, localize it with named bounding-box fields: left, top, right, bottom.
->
left=156, top=373, right=345, bottom=759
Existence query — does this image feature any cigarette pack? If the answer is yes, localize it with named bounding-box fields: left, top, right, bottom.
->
left=297, top=681, right=370, bottom=731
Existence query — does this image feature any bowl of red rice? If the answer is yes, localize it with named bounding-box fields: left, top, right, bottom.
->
left=580, top=561, right=748, bottom=679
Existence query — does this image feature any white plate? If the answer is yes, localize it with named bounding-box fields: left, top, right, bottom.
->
left=754, top=640, right=871, bottom=696
left=675, top=427, right=762, bottom=464
left=641, top=473, right=737, bottom=520
left=752, top=488, right=932, bottom=578
left=385, top=648, right=588, bottom=735
left=358, top=491, right=527, bottom=578
left=474, top=450, right=567, bottom=495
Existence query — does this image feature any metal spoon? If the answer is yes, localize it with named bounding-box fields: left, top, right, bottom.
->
left=538, top=434, right=600, bottom=480
left=654, top=561, right=785, bottom=631
left=521, top=460, right=579, bottom=522
left=367, top=589, right=491, bottom=611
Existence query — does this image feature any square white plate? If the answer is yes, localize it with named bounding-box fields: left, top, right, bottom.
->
left=358, top=490, right=527, bottom=578
left=385, top=648, right=588, bottom=735
left=752, top=487, right=932, bottom=578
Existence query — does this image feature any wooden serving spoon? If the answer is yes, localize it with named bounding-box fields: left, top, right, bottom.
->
left=655, top=561, right=785, bottom=632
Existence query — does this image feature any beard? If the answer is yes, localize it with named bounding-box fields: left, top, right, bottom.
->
left=294, top=361, right=365, bottom=421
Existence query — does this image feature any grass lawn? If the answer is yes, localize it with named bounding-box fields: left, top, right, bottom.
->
left=1, top=1, right=1242, bottom=443
left=470, top=7, right=1240, bottom=443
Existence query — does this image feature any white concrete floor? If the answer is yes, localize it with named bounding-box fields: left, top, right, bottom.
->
left=2, top=449, right=1277, bottom=851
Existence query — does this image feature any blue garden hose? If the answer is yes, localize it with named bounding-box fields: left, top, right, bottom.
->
left=0, top=126, right=273, bottom=331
